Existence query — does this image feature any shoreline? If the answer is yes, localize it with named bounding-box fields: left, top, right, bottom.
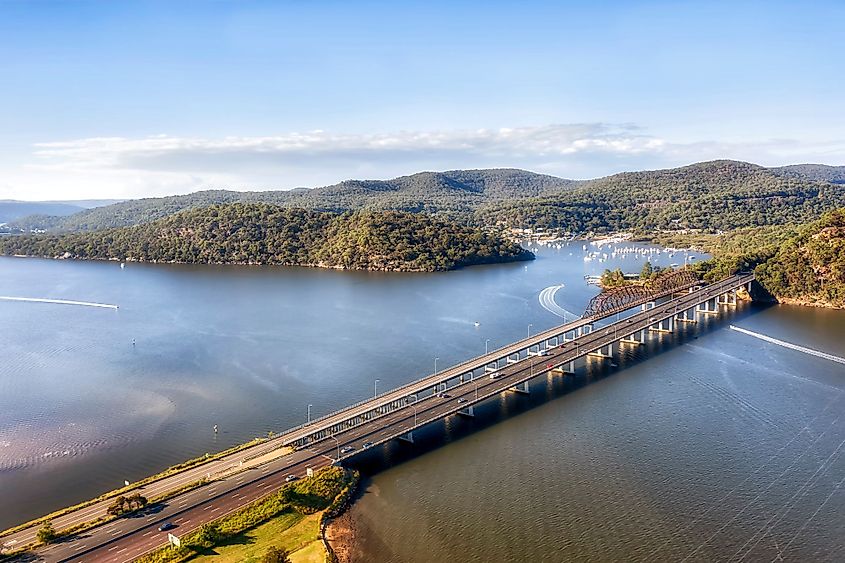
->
left=0, top=251, right=534, bottom=273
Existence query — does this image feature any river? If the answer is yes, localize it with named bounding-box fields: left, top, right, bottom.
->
left=1, top=241, right=843, bottom=561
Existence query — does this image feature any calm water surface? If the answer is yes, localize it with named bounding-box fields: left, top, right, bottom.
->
left=1, top=241, right=843, bottom=562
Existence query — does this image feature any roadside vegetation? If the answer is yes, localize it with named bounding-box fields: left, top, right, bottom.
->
left=134, top=467, right=358, bottom=563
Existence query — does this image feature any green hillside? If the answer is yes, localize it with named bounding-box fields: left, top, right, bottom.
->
left=755, top=208, right=845, bottom=307
left=1, top=204, right=533, bottom=272
left=478, top=160, right=845, bottom=232
left=13, top=169, right=572, bottom=233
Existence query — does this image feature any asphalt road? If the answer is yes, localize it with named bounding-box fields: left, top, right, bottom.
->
left=27, top=274, right=750, bottom=562
left=0, top=435, right=295, bottom=552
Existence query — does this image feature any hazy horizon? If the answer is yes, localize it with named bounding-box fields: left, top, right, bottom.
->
left=3, top=158, right=845, bottom=204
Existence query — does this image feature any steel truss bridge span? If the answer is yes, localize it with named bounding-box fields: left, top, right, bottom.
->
left=583, top=269, right=700, bottom=320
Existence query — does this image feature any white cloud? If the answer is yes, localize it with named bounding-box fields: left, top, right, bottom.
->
left=2, top=123, right=844, bottom=200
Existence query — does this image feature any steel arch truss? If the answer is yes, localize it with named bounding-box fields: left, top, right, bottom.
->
left=583, top=269, right=700, bottom=319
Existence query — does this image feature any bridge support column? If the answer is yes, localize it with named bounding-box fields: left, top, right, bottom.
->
left=457, top=405, right=475, bottom=417
left=718, top=290, right=737, bottom=305
left=507, top=353, right=520, bottom=364
left=550, top=361, right=575, bottom=375
left=509, top=380, right=530, bottom=394
left=621, top=329, right=646, bottom=344
left=641, top=301, right=656, bottom=311
left=676, top=308, right=697, bottom=323
left=588, top=343, right=613, bottom=358
left=697, top=297, right=718, bottom=315
left=398, top=431, right=414, bottom=443
left=650, top=317, right=674, bottom=333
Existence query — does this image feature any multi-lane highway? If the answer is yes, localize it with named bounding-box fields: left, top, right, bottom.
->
left=0, top=436, right=294, bottom=553
left=19, top=273, right=751, bottom=562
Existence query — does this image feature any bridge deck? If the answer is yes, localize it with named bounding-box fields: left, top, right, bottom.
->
left=285, top=273, right=754, bottom=451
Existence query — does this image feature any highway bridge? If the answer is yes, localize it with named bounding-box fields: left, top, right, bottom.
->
left=15, top=272, right=753, bottom=562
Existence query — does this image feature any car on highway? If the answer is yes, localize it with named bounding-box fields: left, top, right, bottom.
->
left=340, top=446, right=355, bottom=454
left=285, top=474, right=298, bottom=482
left=158, top=522, right=175, bottom=532
left=489, top=371, right=502, bottom=379
left=538, top=349, right=551, bottom=356
left=457, top=398, right=468, bottom=404
left=362, top=441, right=374, bottom=449
left=441, top=393, right=452, bottom=398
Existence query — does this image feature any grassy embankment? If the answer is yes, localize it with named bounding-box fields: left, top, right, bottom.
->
left=134, top=466, right=358, bottom=563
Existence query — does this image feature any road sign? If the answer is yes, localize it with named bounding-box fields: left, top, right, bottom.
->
left=168, top=533, right=181, bottom=548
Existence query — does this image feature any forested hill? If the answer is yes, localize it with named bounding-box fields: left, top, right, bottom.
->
left=0, top=204, right=533, bottom=272
left=14, top=169, right=573, bottom=233
left=770, top=164, right=845, bottom=184
left=478, top=160, right=845, bottom=232
left=755, top=208, right=845, bottom=307
left=13, top=160, right=845, bottom=235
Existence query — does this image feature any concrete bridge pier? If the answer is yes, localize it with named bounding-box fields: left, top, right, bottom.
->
left=509, top=380, right=530, bottom=394
left=676, top=308, right=697, bottom=323
left=718, top=290, right=737, bottom=305
left=457, top=405, right=475, bottom=417
left=588, top=342, right=614, bottom=359
left=642, top=301, right=656, bottom=311
left=697, top=297, right=719, bottom=314
left=621, top=328, right=646, bottom=344
left=549, top=360, right=575, bottom=376
left=398, top=431, right=414, bottom=443
left=649, top=316, right=674, bottom=333
left=506, top=352, right=520, bottom=364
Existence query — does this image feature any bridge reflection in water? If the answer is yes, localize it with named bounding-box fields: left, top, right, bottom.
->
left=283, top=273, right=755, bottom=462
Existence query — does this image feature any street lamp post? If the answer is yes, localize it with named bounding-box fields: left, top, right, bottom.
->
left=411, top=404, right=418, bottom=427
left=485, top=338, right=490, bottom=354
left=528, top=324, right=533, bottom=338
left=330, top=435, right=340, bottom=460
left=307, top=404, right=313, bottom=423
left=374, top=379, right=380, bottom=399
left=434, top=357, right=439, bottom=375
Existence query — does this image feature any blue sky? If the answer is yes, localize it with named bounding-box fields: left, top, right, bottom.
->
left=1, top=0, right=843, bottom=200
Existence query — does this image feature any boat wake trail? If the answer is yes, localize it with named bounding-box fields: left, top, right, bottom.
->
left=730, top=325, right=845, bottom=365
left=538, top=285, right=579, bottom=320
left=0, top=296, right=119, bottom=309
